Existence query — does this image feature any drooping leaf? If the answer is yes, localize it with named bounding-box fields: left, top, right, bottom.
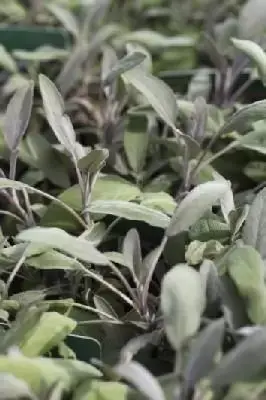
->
left=114, top=361, right=165, bottom=400
left=16, top=227, right=109, bottom=266
left=3, top=80, right=34, bottom=151
left=182, top=318, right=225, bottom=395
left=20, top=312, right=76, bottom=357
left=89, top=200, right=170, bottom=228
left=103, top=52, right=146, bottom=86
left=210, top=327, right=266, bottom=388
left=122, top=66, right=178, bottom=130
left=161, top=264, right=206, bottom=351
left=231, top=38, right=266, bottom=84
left=243, top=187, right=266, bottom=259
left=218, top=100, right=266, bottom=137
left=166, top=181, right=230, bottom=236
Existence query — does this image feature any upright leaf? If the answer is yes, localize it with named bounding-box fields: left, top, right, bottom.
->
left=166, top=181, right=230, bottom=236
left=3, top=81, right=34, bottom=151
left=39, top=74, right=76, bottom=155
left=182, top=319, right=225, bottom=395
left=161, top=264, right=206, bottom=351
left=243, top=187, right=266, bottom=259
left=222, top=245, right=266, bottom=324
left=122, top=66, right=178, bottom=130
left=114, top=361, right=165, bottom=400
left=122, top=229, right=142, bottom=281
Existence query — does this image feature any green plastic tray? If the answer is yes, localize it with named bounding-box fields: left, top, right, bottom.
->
left=0, top=25, right=70, bottom=51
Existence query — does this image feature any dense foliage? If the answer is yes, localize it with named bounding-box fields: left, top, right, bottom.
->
left=2, top=0, right=266, bottom=399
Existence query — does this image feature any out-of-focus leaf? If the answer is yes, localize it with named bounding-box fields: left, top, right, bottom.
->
left=0, top=374, right=35, bottom=400
left=182, top=319, right=224, bottom=396
left=0, top=354, right=101, bottom=394
left=187, top=68, right=211, bottom=101
left=244, top=161, right=266, bottom=181
left=46, top=3, right=79, bottom=37
left=218, top=100, right=266, bottom=136
left=222, top=245, right=266, bottom=324
left=114, top=361, right=165, bottom=400
left=239, top=0, right=266, bottom=39
left=0, top=45, right=17, bottom=73
left=117, top=30, right=195, bottom=49
left=243, top=187, right=266, bottom=259
left=16, top=227, right=109, bottom=266
left=103, top=52, right=146, bottom=86
left=89, top=200, right=170, bottom=228
left=236, top=128, right=266, bottom=155
left=231, top=38, right=266, bottom=84
left=166, top=181, right=230, bottom=236
left=3, top=81, right=34, bottom=151
left=161, top=264, right=205, bottom=351
left=13, top=46, right=68, bottom=62
left=73, top=380, right=128, bottom=400
left=210, top=327, right=266, bottom=388
left=20, top=312, right=76, bottom=357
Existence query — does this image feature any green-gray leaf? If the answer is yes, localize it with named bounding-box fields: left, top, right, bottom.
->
left=243, top=187, right=266, bottom=259
left=122, top=66, right=178, bottom=130
left=210, top=327, right=266, bottom=388
left=103, top=52, right=146, bottom=86
left=218, top=100, right=266, bottom=137
left=166, top=181, right=230, bottom=236
left=231, top=38, right=266, bottom=84
left=161, top=264, right=206, bottom=351
left=16, top=227, right=109, bottom=266
left=3, top=80, right=34, bottom=151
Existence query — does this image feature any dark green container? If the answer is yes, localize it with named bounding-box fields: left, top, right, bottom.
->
left=0, top=25, right=70, bottom=51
